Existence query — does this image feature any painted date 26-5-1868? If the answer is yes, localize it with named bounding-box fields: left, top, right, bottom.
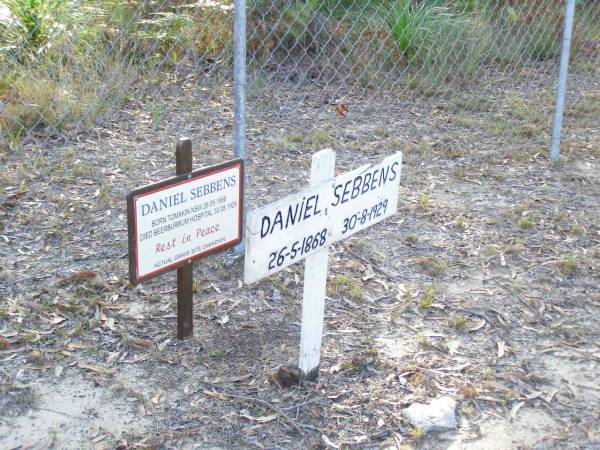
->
left=268, top=228, right=328, bottom=270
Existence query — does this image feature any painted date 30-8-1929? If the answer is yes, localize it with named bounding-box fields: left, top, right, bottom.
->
left=268, top=228, right=327, bottom=270
left=342, top=199, right=389, bottom=235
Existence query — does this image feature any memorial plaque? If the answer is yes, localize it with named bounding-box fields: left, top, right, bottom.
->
left=128, top=159, right=243, bottom=284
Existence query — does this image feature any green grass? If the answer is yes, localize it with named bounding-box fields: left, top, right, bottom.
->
left=0, top=0, right=234, bottom=149
left=558, top=256, right=579, bottom=276
left=518, top=217, right=534, bottom=230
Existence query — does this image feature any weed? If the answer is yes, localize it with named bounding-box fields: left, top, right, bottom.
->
left=269, top=135, right=292, bottom=152
left=569, top=222, right=585, bottom=235
left=453, top=219, right=466, bottom=232
left=418, top=195, right=430, bottom=209
left=373, top=125, right=387, bottom=137
left=441, top=145, right=463, bottom=159
left=151, top=102, right=163, bottom=130
left=192, top=279, right=200, bottom=294
left=12, top=385, right=38, bottom=409
left=481, top=366, right=493, bottom=380
left=382, top=0, right=493, bottom=81
left=417, top=286, right=436, bottom=309
left=449, top=312, right=468, bottom=330
left=417, top=296, right=433, bottom=309
left=330, top=274, right=349, bottom=290
left=504, top=243, right=522, bottom=256
left=518, top=217, right=534, bottom=230
left=416, top=256, right=448, bottom=277
left=0, top=267, right=12, bottom=282
left=354, top=239, right=367, bottom=250
left=272, top=277, right=290, bottom=297
left=308, top=129, right=331, bottom=150
left=405, top=234, right=419, bottom=245
left=558, top=256, right=578, bottom=276
left=290, top=132, right=304, bottom=143
left=453, top=166, right=466, bottom=179
left=210, top=348, right=224, bottom=358
left=409, top=368, right=423, bottom=386
left=349, top=281, right=363, bottom=302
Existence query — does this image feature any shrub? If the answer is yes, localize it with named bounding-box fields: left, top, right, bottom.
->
left=381, top=0, right=495, bottom=81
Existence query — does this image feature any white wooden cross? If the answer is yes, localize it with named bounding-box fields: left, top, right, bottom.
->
left=244, top=149, right=402, bottom=378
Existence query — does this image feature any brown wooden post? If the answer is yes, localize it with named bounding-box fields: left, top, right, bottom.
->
left=176, top=138, right=194, bottom=339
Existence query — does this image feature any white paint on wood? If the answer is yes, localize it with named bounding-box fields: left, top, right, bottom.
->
left=243, top=150, right=403, bottom=379
left=299, top=149, right=335, bottom=377
left=244, top=152, right=402, bottom=284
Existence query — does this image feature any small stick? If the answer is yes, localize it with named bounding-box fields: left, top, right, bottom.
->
left=341, top=242, right=394, bottom=279
left=223, top=392, right=305, bottom=436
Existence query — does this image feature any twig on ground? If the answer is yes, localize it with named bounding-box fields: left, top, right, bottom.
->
left=341, top=242, right=395, bottom=279
left=222, top=392, right=306, bottom=436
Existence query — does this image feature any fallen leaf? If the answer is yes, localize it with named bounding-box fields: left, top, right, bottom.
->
left=78, top=362, right=115, bottom=375
left=106, top=352, right=120, bottom=365
left=60, top=271, right=97, bottom=284
left=151, top=392, right=164, bottom=405
left=335, top=103, right=349, bottom=118
left=241, top=425, right=262, bottom=434
left=203, top=389, right=228, bottom=401
left=240, top=410, right=278, bottom=423
left=468, top=319, right=486, bottom=332
left=54, top=364, right=64, bottom=378
left=129, top=338, right=152, bottom=348
left=229, top=374, right=252, bottom=383
left=497, top=340, right=507, bottom=358
left=510, top=401, right=525, bottom=420
left=545, top=388, right=560, bottom=403
left=218, top=313, right=229, bottom=325
left=322, top=434, right=341, bottom=449
left=104, top=317, right=116, bottom=331
left=447, top=339, right=460, bottom=356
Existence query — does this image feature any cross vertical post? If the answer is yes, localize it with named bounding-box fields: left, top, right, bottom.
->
left=299, top=148, right=336, bottom=379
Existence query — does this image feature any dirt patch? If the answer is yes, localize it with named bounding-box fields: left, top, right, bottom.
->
left=0, top=372, right=147, bottom=449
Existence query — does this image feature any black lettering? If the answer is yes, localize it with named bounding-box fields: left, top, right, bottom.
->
left=261, top=216, right=271, bottom=239
left=313, top=194, right=322, bottom=215
left=341, top=180, right=353, bottom=204
left=286, top=203, right=300, bottom=228
left=361, top=172, right=372, bottom=194
left=332, top=184, right=343, bottom=206
left=297, top=197, right=306, bottom=221
left=351, top=175, right=362, bottom=200
left=273, top=211, right=283, bottom=232
left=370, top=169, right=379, bottom=190
left=389, top=161, right=399, bottom=181
left=303, top=195, right=315, bottom=220
left=379, top=166, right=389, bottom=185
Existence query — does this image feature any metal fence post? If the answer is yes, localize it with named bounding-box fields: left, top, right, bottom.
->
left=234, top=0, right=247, bottom=252
left=551, top=0, right=576, bottom=162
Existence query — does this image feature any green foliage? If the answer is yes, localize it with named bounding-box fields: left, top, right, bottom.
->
left=1, top=0, right=67, bottom=52
left=380, top=0, right=495, bottom=81
left=384, top=0, right=447, bottom=58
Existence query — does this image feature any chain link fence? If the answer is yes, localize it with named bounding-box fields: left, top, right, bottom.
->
left=0, top=0, right=598, bottom=154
